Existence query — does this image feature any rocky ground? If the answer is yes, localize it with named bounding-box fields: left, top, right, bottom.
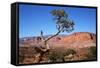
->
left=19, top=32, right=97, bottom=64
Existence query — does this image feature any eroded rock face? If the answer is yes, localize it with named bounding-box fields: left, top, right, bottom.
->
left=19, top=32, right=96, bottom=64
left=61, top=32, right=96, bottom=43
left=20, top=32, right=96, bottom=47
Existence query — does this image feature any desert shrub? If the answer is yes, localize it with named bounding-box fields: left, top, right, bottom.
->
left=64, top=49, right=76, bottom=56
left=48, top=48, right=76, bottom=62
left=48, top=50, right=65, bottom=62
left=90, top=46, right=96, bottom=56
left=87, top=46, right=96, bottom=60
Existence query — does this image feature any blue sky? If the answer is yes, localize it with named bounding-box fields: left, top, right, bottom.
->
left=19, top=4, right=96, bottom=38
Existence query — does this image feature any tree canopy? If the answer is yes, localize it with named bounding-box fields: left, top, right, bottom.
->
left=50, top=9, right=75, bottom=33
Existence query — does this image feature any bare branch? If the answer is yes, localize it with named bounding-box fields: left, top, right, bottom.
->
left=45, top=28, right=62, bottom=42
left=40, top=30, right=45, bottom=40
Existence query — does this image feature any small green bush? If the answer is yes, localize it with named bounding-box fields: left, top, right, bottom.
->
left=48, top=50, right=65, bottom=62
left=90, top=46, right=96, bottom=56
left=64, top=49, right=76, bottom=56
left=88, top=46, right=96, bottom=60
left=48, top=48, right=76, bottom=62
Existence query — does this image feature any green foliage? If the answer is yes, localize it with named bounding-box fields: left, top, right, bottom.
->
left=90, top=46, right=96, bottom=56
left=84, top=46, right=96, bottom=60
left=47, top=48, right=76, bottom=62
left=88, top=46, right=96, bottom=60
left=64, top=49, right=76, bottom=56
left=50, top=9, right=68, bottom=18
left=51, top=9, right=75, bottom=33
left=48, top=50, right=65, bottom=62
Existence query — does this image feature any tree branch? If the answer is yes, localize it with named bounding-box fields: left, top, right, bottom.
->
left=40, top=30, right=50, bottom=51
left=45, top=28, right=62, bottom=42
left=40, top=30, right=45, bottom=40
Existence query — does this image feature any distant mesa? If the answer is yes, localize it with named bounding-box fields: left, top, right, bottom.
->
left=61, top=32, right=96, bottom=43
left=19, top=32, right=96, bottom=47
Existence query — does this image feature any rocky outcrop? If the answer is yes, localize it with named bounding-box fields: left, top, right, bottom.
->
left=19, top=32, right=96, bottom=64
left=61, top=32, right=96, bottom=43
left=19, top=32, right=96, bottom=47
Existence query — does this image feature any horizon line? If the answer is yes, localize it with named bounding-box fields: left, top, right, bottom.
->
left=19, top=31, right=96, bottom=38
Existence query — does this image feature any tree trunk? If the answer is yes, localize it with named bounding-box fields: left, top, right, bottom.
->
left=34, top=29, right=62, bottom=63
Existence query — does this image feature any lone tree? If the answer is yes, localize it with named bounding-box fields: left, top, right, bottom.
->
left=34, top=9, right=75, bottom=63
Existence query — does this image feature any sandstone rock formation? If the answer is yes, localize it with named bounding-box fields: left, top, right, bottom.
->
left=61, top=32, right=96, bottom=43
left=19, top=32, right=96, bottom=64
